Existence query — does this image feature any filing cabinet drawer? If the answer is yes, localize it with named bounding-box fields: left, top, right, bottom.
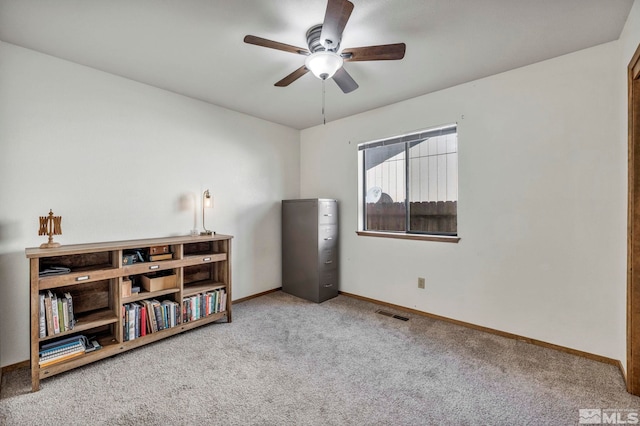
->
left=318, top=200, right=337, bottom=225
left=318, top=225, right=337, bottom=245
left=318, top=270, right=338, bottom=301
left=319, top=246, right=337, bottom=270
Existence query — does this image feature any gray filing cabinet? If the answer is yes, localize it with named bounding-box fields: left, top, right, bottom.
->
left=282, top=199, right=338, bottom=303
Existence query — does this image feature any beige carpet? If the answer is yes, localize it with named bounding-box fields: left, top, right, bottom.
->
left=1, top=291, right=639, bottom=425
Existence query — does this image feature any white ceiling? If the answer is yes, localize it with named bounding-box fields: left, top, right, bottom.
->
left=0, top=0, right=634, bottom=129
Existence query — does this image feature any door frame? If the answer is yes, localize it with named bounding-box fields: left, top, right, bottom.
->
left=627, top=42, right=640, bottom=395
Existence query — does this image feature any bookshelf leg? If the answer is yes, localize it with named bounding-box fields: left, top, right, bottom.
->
left=31, top=367, right=40, bottom=392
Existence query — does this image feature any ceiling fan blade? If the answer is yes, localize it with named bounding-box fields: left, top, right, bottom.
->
left=275, top=66, right=310, bottom=87
left=320, top=0, right=354, bottom=50
left=244, top=35, right=309, bottom=56
left=342, top=43, right=406, bottom=62
left=332, top=67, right=358, bottom=93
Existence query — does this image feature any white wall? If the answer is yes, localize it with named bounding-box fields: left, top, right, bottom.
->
left=301, top=39, right=628, bottom=361
left=0, top=42, right=300, bottom=366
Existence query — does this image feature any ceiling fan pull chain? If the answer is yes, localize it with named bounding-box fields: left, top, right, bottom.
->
left=322, top=79, right=326, bottom=125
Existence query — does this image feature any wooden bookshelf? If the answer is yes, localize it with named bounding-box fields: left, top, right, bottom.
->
left=26, top=234, right=233, bottom=391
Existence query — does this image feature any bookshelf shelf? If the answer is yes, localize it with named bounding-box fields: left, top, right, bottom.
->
left=183, top=281, right=226, bottom=298
left=121, top=288, right=181, bottom=304
left=27, top=234, right=233, bottom=391
left=40, top=337, right=121, bottom=379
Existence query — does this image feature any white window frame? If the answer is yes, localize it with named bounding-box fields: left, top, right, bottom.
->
left=356, top=124, right=460, bottom=243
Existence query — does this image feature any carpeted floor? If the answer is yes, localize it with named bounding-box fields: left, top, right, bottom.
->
left=1, top=291, right=639, bottom=425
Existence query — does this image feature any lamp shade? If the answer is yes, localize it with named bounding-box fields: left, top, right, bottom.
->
left=305, top=51, right=344, bottom=80
left=203, top=189, right=212, bottom=208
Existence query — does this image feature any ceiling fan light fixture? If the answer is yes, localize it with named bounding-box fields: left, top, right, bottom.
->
left=305, top=51, right=343, bottom=80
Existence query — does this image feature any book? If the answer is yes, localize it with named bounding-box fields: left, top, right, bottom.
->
left=38, top=293, right=46, bottom=338
left=44, top=291, right=54, bottom=336
left=182, top=300, right=189, bottom=323
left=61, top=298, right=69, bottom=332
left=38, top=266, right=71, bottom=277
left=187, top=297, right=194, bottom=322
left=162, top=300, right=174, bottom=328
left=57, top=298, right=65, bottom=333
left=148, top=253, right=173, bottom=262
left=134, top=304, right=140, bottom=338
left=64, top=292, right=75, bottom=330
left=50, top=292, right=60, bottom=334
left=122, top=306, right=127, bottom=341
left=161, top=302, right=169, bottom=328
left=175, top=301, right=181, bottom=325
left=40, top=334, right=85, bottom=351
left=150, top=300, right=158, bottom=332
left=40, top=350, right=85, bottom=368
left=153, top=300, right=164, bottom=330
left=128, top=304, right=136, bottom=340
left=143, top=300, right=157, bottom=333
left=138, top=302, right=147, bottom=336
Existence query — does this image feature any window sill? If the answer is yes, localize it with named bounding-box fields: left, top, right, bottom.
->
left=356, top=231, right=460, bottom=243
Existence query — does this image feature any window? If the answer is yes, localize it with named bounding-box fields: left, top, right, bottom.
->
left=358, top=124, right=458, bottom=239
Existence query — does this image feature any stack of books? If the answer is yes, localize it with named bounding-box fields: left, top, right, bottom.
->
left=39, top=335, right=86, bottom=368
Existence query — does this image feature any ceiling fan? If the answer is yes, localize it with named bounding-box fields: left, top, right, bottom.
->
left=243, top=0, right=406, bottom=94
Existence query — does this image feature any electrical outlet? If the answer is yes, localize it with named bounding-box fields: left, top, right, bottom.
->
left=418, top=277, right=426, bottom=289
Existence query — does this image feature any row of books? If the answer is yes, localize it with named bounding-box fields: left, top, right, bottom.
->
left=183, top=289, right=227, bottom=323
left=122, top=289, right=227, bottom=341
left=38, top=291, right=75, bottom=338
left=122, top=299, right=181, bottom=341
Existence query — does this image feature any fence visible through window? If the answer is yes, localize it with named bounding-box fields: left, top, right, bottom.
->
left=360, top=125, right=457, bottom=235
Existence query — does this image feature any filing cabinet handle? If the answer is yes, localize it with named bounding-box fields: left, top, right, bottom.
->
left=76, top=275, right=90, bottom=282
left=149, top=265, right=159, bottom=270
left=203, top=257, right=211, bottom=262
left=323, top=283, right=334, bottom=287
left=325, top=260, right=333, bottom=264
left=324, top=237, right=333, bottom=240
left=324, top=214, right=333, bottom=217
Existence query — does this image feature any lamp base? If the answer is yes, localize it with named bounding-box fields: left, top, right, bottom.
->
left=40, top=241, right=61, bottom=249
left=200, top=230, right=213, bottom=236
